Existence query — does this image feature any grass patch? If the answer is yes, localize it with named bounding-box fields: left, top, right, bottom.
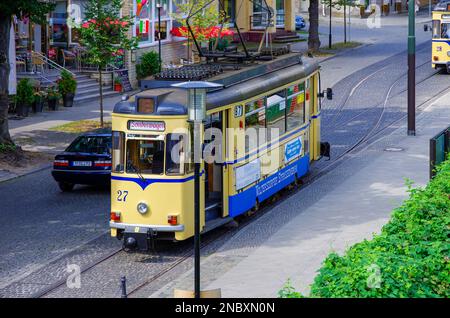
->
left=49, top=120, right=111, bottom=134
left=324, top=41, right=363, bottom=51
left=0, top=143, right=18, bottom=153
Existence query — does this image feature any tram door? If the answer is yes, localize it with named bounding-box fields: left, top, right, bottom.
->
left=204, top=111, right=224, bottom=221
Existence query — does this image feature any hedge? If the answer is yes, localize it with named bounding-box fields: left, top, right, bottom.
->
left=279, top=158, right=450, bottom=298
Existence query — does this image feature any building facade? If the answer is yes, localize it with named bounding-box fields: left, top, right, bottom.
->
left=12, top=0, right=298, bottom=89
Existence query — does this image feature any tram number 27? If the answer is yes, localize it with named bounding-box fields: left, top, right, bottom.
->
left=117, top=190, right=129, bottom=202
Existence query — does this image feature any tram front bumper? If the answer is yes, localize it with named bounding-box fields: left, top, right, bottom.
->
left=110, top=222, right=184, bottom=250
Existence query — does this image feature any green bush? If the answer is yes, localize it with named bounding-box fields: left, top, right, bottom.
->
left=15, top=79, right=35, bottom=105
left=281, top=158, right=450, bottom=298
left=57, top=70, right=77, bottom=95
left=136, top=51, right=160, bottom=79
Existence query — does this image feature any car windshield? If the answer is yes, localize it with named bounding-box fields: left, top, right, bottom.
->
left=66, top=136, right=112, bottom=154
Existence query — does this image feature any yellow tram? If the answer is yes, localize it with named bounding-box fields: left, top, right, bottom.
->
left=431, top=1, right=450, bottom=72
left=109, top=53, right=330, bottom=250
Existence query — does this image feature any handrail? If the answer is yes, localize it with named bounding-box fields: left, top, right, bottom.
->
left=31, top=51, right=75, bottom=76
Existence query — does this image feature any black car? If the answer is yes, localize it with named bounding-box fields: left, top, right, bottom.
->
left=52, top=133, right=112, bottom=191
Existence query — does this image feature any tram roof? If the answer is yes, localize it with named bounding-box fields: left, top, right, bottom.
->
left=114, top=53, right=320, bottom=115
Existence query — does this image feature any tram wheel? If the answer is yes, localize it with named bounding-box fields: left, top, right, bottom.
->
left=58, top=182, right=75, bottom=192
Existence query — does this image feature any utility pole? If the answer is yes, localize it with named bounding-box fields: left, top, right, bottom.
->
left=407, top=0, right=416, bottom=136
left=344, top=1, right=347, bottom=43
left=329, top=0, right=332, bottom=49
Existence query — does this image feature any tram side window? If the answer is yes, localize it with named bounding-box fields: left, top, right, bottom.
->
left=126, top=140, right=165, bottom=175
left=166, top=133, right=192, bottom=175
left=112, top=131, right=125, bottom=173
left=286, top=83, right=306, bottom=131
left=266, top=90, right=286, bottom=141
left=245, top=97, right=266, bottom=152
left=441, top=23, right=450, bottom=39
left=433, top=20, right=441, bottom=38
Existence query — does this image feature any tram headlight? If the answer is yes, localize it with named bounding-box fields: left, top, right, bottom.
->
left=137, top=202, right=149, bottom=214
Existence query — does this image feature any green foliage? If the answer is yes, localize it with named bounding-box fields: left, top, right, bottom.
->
left=0, top=0, right=55, bottom=24
left=14, top=79, right=34, bottom=105
left=57, top=70, right=77, bottom=95
left=281, top=158, right=450, bottom=298
left=46, top=87, right=61, bottom=100
left=0, top=142, right=17, bottom=153
left=75, top=0, right=137, bottom=69
left=278, top=279, right=305, bottom=298
left=171, top=0, right=225, bottom=44
left=136, top=51, right=160, bottom=79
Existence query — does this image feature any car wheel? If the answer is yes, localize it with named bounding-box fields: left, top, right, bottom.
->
left=58, top=182, right=75, bottom=192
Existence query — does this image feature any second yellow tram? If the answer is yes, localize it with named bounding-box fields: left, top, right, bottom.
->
left=431, top=1, right=450, bottom=72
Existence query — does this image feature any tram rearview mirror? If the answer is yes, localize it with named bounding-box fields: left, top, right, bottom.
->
left=326, top=88, right=333, bottom=100
left=424, top=24, right=429, bottom=32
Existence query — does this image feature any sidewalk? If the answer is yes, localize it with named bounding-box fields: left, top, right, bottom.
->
left=149, top=90, right=450, bottom=298
left=0, top=95, right=123, bottom=183
left=9, top=94, right=123, bottom=153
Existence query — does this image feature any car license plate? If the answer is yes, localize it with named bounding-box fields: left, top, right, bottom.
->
left=72, top=161, right=92, bottom=167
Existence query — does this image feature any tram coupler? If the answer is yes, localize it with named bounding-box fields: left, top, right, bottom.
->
left=123, top=231, right=154, bottom=252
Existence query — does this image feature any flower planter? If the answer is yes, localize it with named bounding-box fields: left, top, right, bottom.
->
left=48, top=98, right=59, bottom=111
left=63, top=93, right=75, bottom=107
left=114, top=83, right=122, bottom=92
left=32, top=100, right=44, bottom=113
left=16, top=103, right=30, bottom=117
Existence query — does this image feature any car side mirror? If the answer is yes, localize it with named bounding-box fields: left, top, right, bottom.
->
left=326, top=88, right=333, bottom=100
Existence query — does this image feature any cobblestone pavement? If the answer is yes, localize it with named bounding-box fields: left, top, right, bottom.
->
left=0, top=19, right=446, bottom=297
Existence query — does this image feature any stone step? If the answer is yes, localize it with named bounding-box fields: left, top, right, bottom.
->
left=76, top=86, right=110, bottom=98
left=77, top=81, right=101, bottom=90
left=273, top=37, right=302, bottom=43
left=74, top=89, right=119, bottom=104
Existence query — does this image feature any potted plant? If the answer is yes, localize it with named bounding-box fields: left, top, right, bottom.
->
left=114, top=77, right=122, bottom=92
left=32, top=90, right=47, bottom=113
left=14, top=79, right=35, bottom=117
left=57, top=70, right=77, bottom=107
left=46, top=87, right=61, bottom=111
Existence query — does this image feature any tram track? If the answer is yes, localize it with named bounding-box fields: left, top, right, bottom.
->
left=323, top=43, right=431, bottom=126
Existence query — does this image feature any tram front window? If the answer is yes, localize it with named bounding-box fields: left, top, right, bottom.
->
left=441, top=23, right=450, bottom=39
left=126, top=139, right=165, bottom=175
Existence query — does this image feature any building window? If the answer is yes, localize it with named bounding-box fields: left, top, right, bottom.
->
left=223, top=0, right=236, bottom=23
left=135, top=0, right=173, bottom=46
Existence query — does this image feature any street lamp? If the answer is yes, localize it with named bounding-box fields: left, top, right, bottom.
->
left=156, top=1, right=162, bottom=72
left=329, top=0, right=332, bottom=49
left=171, top=81, right=223, bottom=299
left=407, top=0, right=416, bottom=136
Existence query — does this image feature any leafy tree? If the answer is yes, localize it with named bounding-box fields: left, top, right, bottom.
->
left=0, top=0, right=55, bottom=147
left=76, top=0, right=137, bottom=127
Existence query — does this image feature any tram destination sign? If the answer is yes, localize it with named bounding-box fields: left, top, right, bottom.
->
left=128, top=120, right=165, bottom=132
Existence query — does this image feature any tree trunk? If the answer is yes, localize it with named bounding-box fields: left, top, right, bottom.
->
left=99, top=69, right=104, bottom=127
left=308, top=0, right=321, bottom=52
left=0, top=17, right=13, bottom=145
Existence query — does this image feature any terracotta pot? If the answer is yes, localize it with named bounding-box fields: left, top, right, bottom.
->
left=114, top=83, right=122, bottom=92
